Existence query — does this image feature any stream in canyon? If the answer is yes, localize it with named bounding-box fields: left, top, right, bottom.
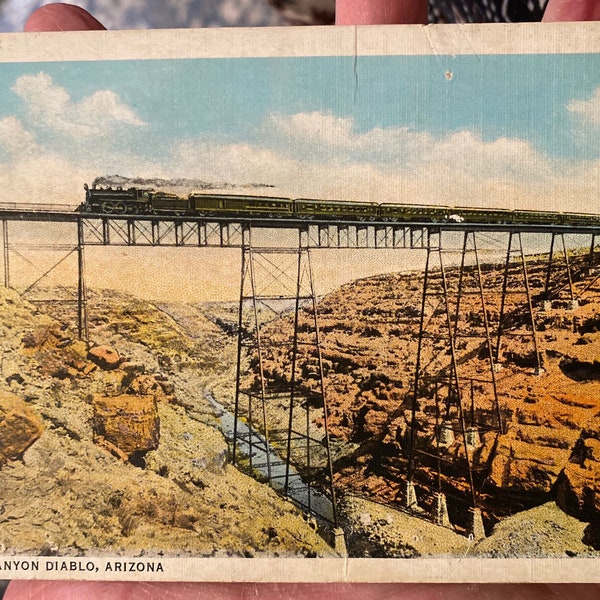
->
left=205, top=391, right=335, bottom=523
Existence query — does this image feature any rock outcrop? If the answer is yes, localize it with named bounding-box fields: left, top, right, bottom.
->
left=88, top=345, right=122, bottom=370
left=0, top=286, right=334, bottom=558
left=0, top=391, right=44, bottom=466
left=252, top=252, right=600, bottom=532
left=127, top=374, right=175, bottom=403
left=556, top=429, right=600, bottom=523
left=92, top=394, right=160, bottom=461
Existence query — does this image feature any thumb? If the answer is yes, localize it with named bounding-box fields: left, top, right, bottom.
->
left=336, top=0, right=428, bottom=25
left=24, top=2, right=106, bottom=32
left=543, top=0, right=600, bottom=21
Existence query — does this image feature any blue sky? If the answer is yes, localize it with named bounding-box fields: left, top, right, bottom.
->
left=1, top=52, right=599, bottom=210
left=2, top=53, right=598, bottom=153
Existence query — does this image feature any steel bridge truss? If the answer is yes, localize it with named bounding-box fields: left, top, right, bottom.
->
left=404, top=229, right=600, bottom=536
left=81, top=217, right=247, bottom=248
left=300, top=223, right=428, bottom=249
left=80, top=217, right=430, bottom=250
left=231, top=240, right=339, bottom=527
left=1, top=219, right=89, bottom=342
left=407, top=230, right=503, bottom=537
left=544, top=231, right=600, bottom=304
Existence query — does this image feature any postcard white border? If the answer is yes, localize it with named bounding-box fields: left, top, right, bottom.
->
left=0, top=22, right=600, bottom=63
left=1, top=556, right=599, bottom=582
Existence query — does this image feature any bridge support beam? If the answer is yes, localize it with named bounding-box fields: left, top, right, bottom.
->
left=12, top=223, right=89, bottom=344
left=2, top=220, right=9, bottom=289
left=232, top=228, right=339, bottom=527
left=77, top=219, right=89, bottom=344
left=544, top=232, right=576, bottom=305
left=543, top=231, right=600, bottom=306
left=408, top=229, right=506, bottom=532
left=495, top=232, right=544, bottom=374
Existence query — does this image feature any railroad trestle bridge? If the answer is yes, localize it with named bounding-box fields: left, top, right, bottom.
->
left=2, top=205, right=600, bottom=540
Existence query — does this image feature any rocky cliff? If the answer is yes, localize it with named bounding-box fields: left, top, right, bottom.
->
left=254, top=251, right=600, bottom=545
left=0, top=287, right=333, bottom=557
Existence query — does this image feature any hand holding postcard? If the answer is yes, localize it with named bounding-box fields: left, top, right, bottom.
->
left=0, top=22, right=599, bottom=582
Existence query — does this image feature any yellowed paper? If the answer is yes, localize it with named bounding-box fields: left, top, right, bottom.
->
left=0, top=23, right=599, bottom=582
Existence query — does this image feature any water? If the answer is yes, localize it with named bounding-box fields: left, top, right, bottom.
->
left=205, top=392, right=334, bottom=523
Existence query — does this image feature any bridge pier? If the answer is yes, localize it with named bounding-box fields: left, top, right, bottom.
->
left=232, top=228, right=339, bottom=527
left=434, top=492, right=451, bottom=527
left=404, top=480, right=421, bottom=511
left=438, top=420, right=455, bottom=446
left=468, top=507, right=486, bottom=540
left=333, top=527, right=348, bottom=557
left=2, top=219, right=9, bottom=289
left=465, top=426, right=480, bottom=449
left=407, top=230, right=509, bottom=531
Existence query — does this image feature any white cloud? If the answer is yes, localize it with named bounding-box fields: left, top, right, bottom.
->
left=0, top=116, right=39, bottom=158
left=0, top=79, right=155, bottom=206
left=2, top=95, right=598, bottom=215
left=268, top=112, right=355, bottom=147
left=264, top=111, right=555, bottom=180
left=0, top=72, right=160, bottom=206
left=11, top=72, right=146, bottom=138
left=167, top=111, right=599, bottom=213
left=567, top=87, right=600, bottom=126
left=417, top=130, right=556, bottom=183
left=265, top=111, right=433, bottom=167
left=0, top=153, right=95, bottom=206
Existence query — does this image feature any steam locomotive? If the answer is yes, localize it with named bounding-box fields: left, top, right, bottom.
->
left=78, top=183, right=600, bottom=227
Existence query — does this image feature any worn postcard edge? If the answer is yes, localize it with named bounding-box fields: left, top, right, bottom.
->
left=0, top=22, right=599, bottom=62
left=0, top=22, right=599, bottom=583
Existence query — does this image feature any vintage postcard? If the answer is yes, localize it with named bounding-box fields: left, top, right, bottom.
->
left=0, top=22, right=599, bottom=582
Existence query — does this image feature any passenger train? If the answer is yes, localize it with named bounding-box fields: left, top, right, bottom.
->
left=78, top=183, right=600, bottom=226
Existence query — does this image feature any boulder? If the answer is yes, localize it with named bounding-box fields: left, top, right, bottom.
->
left=0, top=392, right=44, bottom=466
left=362, top=408, right=390, bottom=438
left=92, top=394, right=160, bottom=459
left=583, top=521, right=600, bottom=550
left=555, top=429, right=600, bottom=523
left=487, top=434, right=570, bottom=494
left=20, top=326, right=59, bottom=350
left=87, top=345, right=122, bottom=371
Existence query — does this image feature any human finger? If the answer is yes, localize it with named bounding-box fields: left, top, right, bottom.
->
left=24, top=2, right=106, bottom=32
left=7, top=582, right=600, bottom=600
left=542, top=0, right=600, bottom=21
left=0, top=582, right=476, bottom=600
left=0, top=581, right=458, bottom=600
left=3, top=581, right=281, bottom=599
left=336, top=0, right=428, bottom=25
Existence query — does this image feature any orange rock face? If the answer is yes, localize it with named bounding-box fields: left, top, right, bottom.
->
left=0, top=392, right=44, bottom=466
left=88, top=345, right=122, bottom=370
left=252, top=253, right=600, bottom=527
left=556, top=430, right=600, bottom=522
left=92, top=394, right=160, bottom=459
left=127, top=374, right=175, bottom=403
